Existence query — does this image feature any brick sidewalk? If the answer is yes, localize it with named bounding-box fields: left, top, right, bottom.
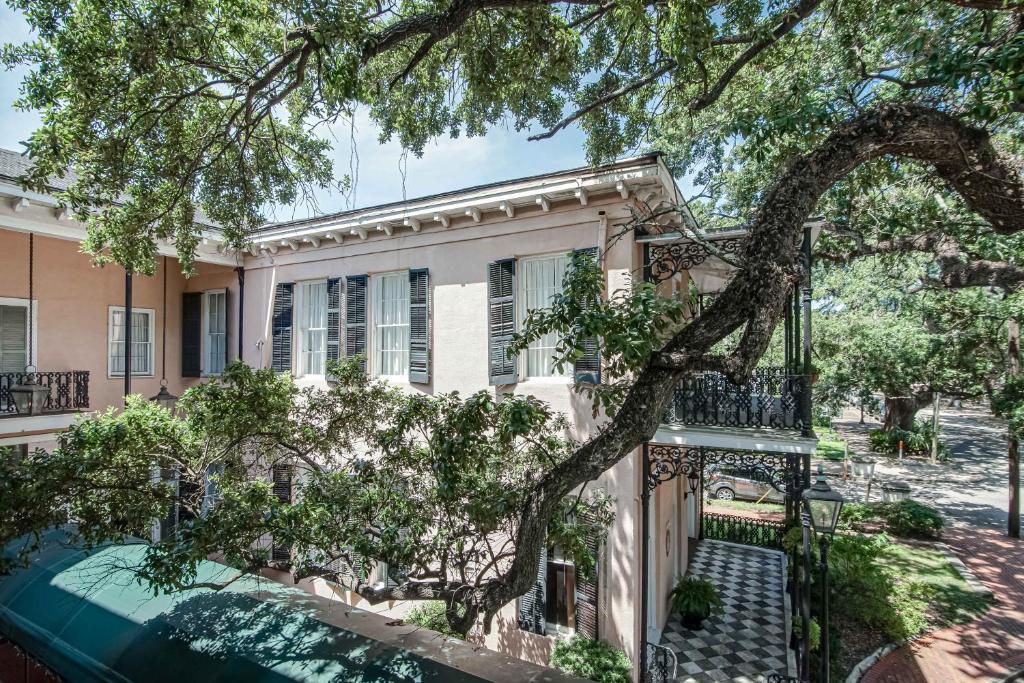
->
left=861, top=527, right=1024, bottom=682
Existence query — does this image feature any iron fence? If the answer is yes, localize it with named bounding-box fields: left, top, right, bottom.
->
left=0, top=371, right=90, bottom=415
left=702, top=511, right=786, bottom=550
left=664, top=367, right=808, bottom=431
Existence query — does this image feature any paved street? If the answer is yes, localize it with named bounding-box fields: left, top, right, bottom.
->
left=826, top=404, right=1024, bottom=682
left=828, top=404, right=1010, bottom=530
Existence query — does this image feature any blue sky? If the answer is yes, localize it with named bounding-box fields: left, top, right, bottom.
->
left=0, top=5, right=670, bottom=221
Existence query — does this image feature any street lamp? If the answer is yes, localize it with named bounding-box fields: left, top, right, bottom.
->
left=10, top=367, right=48, bottom=416
left=149, top=258, right=179, bottom=413
left=150, top=379, right=179, bottom=412
left=802, top=463, right=844, bottom=683
left=686, top=466, right=701, bottom=499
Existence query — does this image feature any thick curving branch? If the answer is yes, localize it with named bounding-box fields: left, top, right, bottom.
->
left=456, top=104, right=1024, bottom=634
left=819, top=228, right=1024, bottom=292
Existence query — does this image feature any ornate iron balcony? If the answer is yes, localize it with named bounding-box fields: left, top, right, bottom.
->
left=0, top=371, right=90, bottom=416
left=664, top=367, right=808, bottom=431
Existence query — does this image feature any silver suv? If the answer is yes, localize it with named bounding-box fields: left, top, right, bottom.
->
left=705, top=466, right=785, bottom=503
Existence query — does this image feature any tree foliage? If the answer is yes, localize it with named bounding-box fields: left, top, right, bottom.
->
left=3, top=0, right=1024, bottom=637
left=0, top=359, right=613, bottom=634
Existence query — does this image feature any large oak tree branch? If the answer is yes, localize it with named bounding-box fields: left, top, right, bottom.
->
left=463, top=104, right=1024, bottom=633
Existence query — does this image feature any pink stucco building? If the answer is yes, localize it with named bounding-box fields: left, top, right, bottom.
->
left=0, top=148, right=814, bottom=681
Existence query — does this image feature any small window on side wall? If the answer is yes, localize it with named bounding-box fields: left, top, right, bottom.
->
left=108, top=306, right=155, bottom=377
left=203, top=290, right=227, bottom=375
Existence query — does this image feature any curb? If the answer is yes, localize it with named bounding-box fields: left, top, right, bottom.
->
left=846, top=643, right=898, bottom=683
left=933, top=541, right=993, bottom=598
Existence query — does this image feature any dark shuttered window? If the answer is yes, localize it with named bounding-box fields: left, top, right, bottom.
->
left=518, top=545, right=547, bottom=635
left=408, top=269, right=430, bottom=384
left=326, top=278, right=342, bottom=378
left=271, top=462, right=293, bottom=563
left=573, top=247, right=602, bottom=384
left=271, top=283, right=294, bottom=373
left=345, top=275, right=368, bottom=372
left=181, top=292, right=202, bottom=378
left=575, top=513, right=602, bottom=639
left=487, top=259, right=517, bottom=385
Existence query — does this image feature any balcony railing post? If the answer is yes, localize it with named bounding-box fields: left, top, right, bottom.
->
left=800, top=227, right=813, bottom=438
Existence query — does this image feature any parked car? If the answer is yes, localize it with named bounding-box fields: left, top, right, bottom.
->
left=705, top=466, right=785, bottom=503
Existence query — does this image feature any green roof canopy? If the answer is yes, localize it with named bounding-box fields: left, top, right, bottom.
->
left=0, top=529, right=572, bottom=683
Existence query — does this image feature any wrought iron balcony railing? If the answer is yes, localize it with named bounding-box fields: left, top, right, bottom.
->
left=663, top=367, right=809, bottom=432
left=0, top=371, right=90, bottom=416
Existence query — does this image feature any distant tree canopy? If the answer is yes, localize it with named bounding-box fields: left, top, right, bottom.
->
left=811, top=259, right=1019, bottom=430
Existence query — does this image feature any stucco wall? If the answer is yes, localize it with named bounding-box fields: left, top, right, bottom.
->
left=240, top=196, right=658, bottom=670
left=0, top=229, right=238, bottom=422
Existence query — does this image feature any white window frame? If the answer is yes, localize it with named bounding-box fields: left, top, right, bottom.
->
left=107, top=306, right=156, bottom=378
left=295, top=280, right=328, bottom=378
left=0, top=297, right=37, bottom=373
left=370, top=271, right=410, bottom=380
left=202, top=289, right=227, bottom=376
left=517, top=253, right=571, bottom=382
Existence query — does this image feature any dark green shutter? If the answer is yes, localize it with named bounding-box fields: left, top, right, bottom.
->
left=345, top=275, right=368, bottom=372
left=181, top=293, right=202, bottom=377
left=575, top=513, right=601, bottom=639
left=271, top=462, right=293, bottom=563
left=573, top=247, right=601, bottom=384
left=271, top=283, right=294, bottom=373
left=518, top=545, right=547, bottom=635
left=488, top=259, right=517, bottom=385
left=408, top=269, right=430, bottom=384
left=326, top=278, right=342, bottom=378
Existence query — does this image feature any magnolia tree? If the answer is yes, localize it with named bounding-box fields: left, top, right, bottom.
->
left=3, top=0, right=1024, bottom=620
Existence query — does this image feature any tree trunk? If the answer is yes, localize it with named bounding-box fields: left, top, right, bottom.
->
left=883, top=394, right=931, bottom=431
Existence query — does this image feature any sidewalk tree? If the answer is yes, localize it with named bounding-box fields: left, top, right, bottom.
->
left=811, top=259, right=1013, bottom=430
left=3, top=0, right=1024, bottom=616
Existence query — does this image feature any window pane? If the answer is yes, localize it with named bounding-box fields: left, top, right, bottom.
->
left=299, top=283, right=328, bottom=376
left=109, top=309, right=152, bottom=376
left=374, top=273, right=409, bottom=377
left=520, top=255, right=569, bottom=378
left=206, top=292, right=227, bottom=374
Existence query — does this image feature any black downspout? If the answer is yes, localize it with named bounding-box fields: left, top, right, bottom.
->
left=639, top=443, right=650, bottom=682
left=801, top=225, right=814, bottom=449
left=124, top=270, right=133, bottom=402
left=236, top=267, right=245, bottom=363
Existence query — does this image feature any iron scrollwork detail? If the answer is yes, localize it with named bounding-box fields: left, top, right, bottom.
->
left=648, top=445, right=803, bottom=496
left=647, top=444, right=698, bottom=491
left=647, top=238, right=744, bottom=283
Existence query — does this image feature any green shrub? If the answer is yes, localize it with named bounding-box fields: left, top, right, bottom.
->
left=549, top=636, right=632, bottom=683
left=868, top=421, right=950, bottom=459
left=828, top=533, right=931, bottom=643
left=878, top=500, right=944, bottom=537
left=405, top=601, right=465, bottom=639
left=838, top=502, right=877, bottom=531
left=837, top=500, right=943, bottom=537
left=669, top=575, right=724, bottom=617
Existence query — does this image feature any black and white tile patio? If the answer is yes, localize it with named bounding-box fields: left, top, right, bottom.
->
left=658, top=539, right=793, bottom=683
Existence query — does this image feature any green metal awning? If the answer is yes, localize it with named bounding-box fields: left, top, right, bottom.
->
left=0, top=529, right=565, bottom=683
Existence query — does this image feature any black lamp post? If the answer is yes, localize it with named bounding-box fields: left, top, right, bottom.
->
left=11, top=367, right=48, bottom=416
left=802, top=464, right=844, bottom=683
left=686, top=467, right=700, bottom=499
left=149, top=257, right=179, bottom=412
left=11, top=234, right=48, bottom=415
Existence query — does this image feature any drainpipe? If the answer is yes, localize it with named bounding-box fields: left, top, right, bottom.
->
left=236, top=267, right=245, bottom=363
left=639, top=443, right=651, bottom=682
left=801, top=227, right=813, bottom=441
left=124, top=270, right=133, bottom=402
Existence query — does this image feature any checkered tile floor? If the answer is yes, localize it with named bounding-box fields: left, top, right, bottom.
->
left=658, top=540, right=792, bottom=683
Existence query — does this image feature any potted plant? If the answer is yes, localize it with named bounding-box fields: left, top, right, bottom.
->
left=669, top=575, right=724, bottom=630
